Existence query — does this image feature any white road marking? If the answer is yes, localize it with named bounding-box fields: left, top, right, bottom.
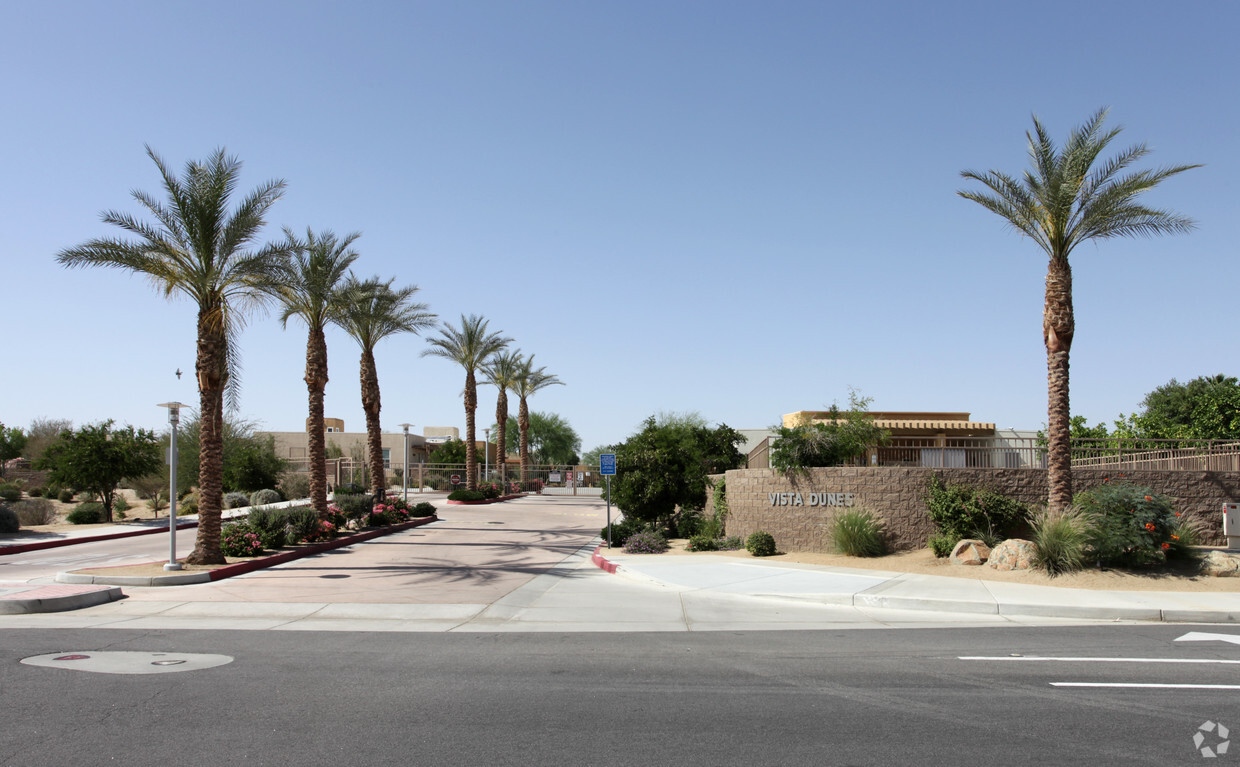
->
left=960, top=656, right=1240, bottom=665
left=1050, top=683, right=1240, bottom=690
left=1175, top=631, right=1240, bottom=646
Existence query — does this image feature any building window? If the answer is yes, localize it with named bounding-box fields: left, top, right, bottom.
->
left=382, top=448, right=391, bottom=469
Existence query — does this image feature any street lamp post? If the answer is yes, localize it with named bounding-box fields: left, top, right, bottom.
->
left=157, top=402, right=185, bottom=571
left=399, top=424, right=413, bottom=503
left=483, top=427, right=491, bottom=486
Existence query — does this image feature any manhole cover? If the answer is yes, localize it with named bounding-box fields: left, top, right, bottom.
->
left=21, top=651, right=233, bottom=675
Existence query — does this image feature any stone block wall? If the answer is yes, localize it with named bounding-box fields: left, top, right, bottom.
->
left=716, top=467, right=1240, bottom=553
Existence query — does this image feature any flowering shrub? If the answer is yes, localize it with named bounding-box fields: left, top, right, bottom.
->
left=303, top=519, right=337, bottom=543
left=221, top=522, right=264, bottom=557
left=1075, top=481, right=1189, bottom=567
left=622, top=530, right=669, bottom=554
left=326, top=503, right=348, bottom=530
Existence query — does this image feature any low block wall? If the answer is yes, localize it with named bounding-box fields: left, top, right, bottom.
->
left=713, top=467, right=1240, bottom=553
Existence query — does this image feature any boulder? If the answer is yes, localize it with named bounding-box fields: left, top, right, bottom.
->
left=1201, top=550, right=1240, bottom=578
left=987, top=539, right=1036, bottom=571
left=950, top=539, right=991, bottom=566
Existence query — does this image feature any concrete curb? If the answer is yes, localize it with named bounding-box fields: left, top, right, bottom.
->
left=0, top=584, right=123, bottom=614
left=53, top=514, right=440, bottom=587
left=587, top=548, right=1240, bottom=624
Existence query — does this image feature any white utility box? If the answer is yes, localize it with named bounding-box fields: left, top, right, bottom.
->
left=1224, top=502, right=1240, bottom=551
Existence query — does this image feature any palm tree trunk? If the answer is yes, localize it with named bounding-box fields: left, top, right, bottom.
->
left=495, top=390, right=508, bottom=487
left=518, top=396, right=530, bottom=485
left=1044, top=255, right=1075, bottom=513
left=360, top=349, right=385, bottom=499
left=464, top=370, right=478, bottom=491
left=306, top=327, right=329, bottom=520
left=186, top=309, right=227, bottom=565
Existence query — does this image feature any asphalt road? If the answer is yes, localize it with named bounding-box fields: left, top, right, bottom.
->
left=3, top=625, right=1239, bottom=766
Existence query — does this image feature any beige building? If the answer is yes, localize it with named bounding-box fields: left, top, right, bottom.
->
left=262, top=419, right=434, bottom=477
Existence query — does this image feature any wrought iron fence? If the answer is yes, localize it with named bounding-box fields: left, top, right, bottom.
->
left=282, top=459, right=605, bottom=494
left=746, top=436, right=1240, bottom=472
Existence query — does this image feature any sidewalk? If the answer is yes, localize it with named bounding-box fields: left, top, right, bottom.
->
left=591, top=547, right=1240, bottom=624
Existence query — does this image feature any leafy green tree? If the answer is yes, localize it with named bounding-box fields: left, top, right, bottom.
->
left=509, top=355, right=563, bottom=483
left=960, top=109, right=1199, bottom=512
left=1123, top=375, right=1240, bottom=440
left=581, top=444, right=611, bottom=467
left=338, top=276, right=436, bottom=498
left=770, top=392, right=890, bottom=474
left=423, top=314, right=511, bottom=491
left=172, top=414, right=287, bottom=494
left=57, top=146, right=290, bottom=563
left=609, top=416, right=744, bottom=527
left=496, top=411, right=582, bottom=466
left=278, top=228, right=360, bottom=518
left=0, top=423, right=28, bottom=477
left=36, top=421, right=161, bottom=522
left=429, top=438, right=468, bottom=465
left=482, top=349, right=524, bottom=483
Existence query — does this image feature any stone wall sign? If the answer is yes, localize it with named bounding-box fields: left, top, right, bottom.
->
left=768, top=492, right=856, bottom=508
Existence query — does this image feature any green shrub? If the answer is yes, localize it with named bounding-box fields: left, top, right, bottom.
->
left=28, top=487, right=45, bottom=498
left=924, top=475, right=1027, bottom=541
left=746, top=530, right=777, bottom=557
left=113, top=494, right=131, bottom=512
left=830, top=509, right=886, bottom=557
left=67, top=502, right=104, bottom=524
left=0, top=503, right=19, bottom=533
left=719, top=535, right=745, bottom=550
left=224, top=491, right=251, bottom=509
left=250, top=488, right=282, bottom=507
left=333, top=492, right=371, bottom=522
left=447, top=489, right=486, bottom=502
left=622, top=530, right=669, bottom=554
left=1030, top=507, right=1089, bottom=576
left=673, top=509, right=705, bottom=538
left=0, top=485, right=21, bottom=502
left=336, top=482, right=365, bottom=495
left=247, top=507, right=290, bottom=548
left=279, top=472, right=310, bottom=501
left=686, top=534, right=719, bottom=552
left=928, top=534, right=956, bottom=558
left=1166, top=511, right=1205, bottom=561
left=177, top=492, right=198, bottom=516
left=58, top=488, right=76, bottom=503
left=278, top=507, right=321, bottom=546
left=411, top=502, right=436, bottom=517
left=220, top=521, right=264, bottom=557
left=1075, top=481, right=1183, bottom=568
left=13, top=498, right=56, bottom=526
left=600, top=516, right=645, bottom=544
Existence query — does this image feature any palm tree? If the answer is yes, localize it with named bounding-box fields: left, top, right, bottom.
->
left=278, top=228, right=360, bottom=519
left=959, top=109, right=1199, bottom=512
left=337, top=276, right=436, bottom=500
left=422, top=315, right=512, bottom=490
left=481, top=349, right=524, bottom=486
left=57, top=146, right=288, bottom=564
left=510, top=355, right=564, bottom=485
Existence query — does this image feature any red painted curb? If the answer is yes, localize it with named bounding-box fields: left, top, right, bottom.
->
left=0, top=522, right=199, bottom=556
left=206, top=515, right=438, bottom=581
left=592, top=545, right=618, bottom=574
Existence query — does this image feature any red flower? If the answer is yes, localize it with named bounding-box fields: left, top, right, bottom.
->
left=1161, top=542, right=1171, bottom=550
left=1144, top=495, right=1152, bottom=501
left=1144, top=523, right=1156, bottom=532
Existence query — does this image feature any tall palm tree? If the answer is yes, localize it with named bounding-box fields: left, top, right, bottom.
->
left=959, top=109, right=1199, bottom=512
left=481, top=349, right=524, bottom=486
left=510, top=355, right=564, bottom=485
left=337, top=276, right=436, bottom=500
left=422, top=315, right=511, bottom=490
left=278, top=228, right=360, bottom=519
left=57, top=146, right=288, bottom=564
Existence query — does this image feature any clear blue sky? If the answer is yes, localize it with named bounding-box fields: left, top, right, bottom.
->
left=2, top=1, right=1235, bottom=453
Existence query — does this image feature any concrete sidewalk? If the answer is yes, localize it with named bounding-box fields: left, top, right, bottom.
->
left=591, top=548, right=1240, bottom=624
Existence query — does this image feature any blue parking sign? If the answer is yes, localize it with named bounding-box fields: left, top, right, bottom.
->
left=600, top=453, right=617, bottom=475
